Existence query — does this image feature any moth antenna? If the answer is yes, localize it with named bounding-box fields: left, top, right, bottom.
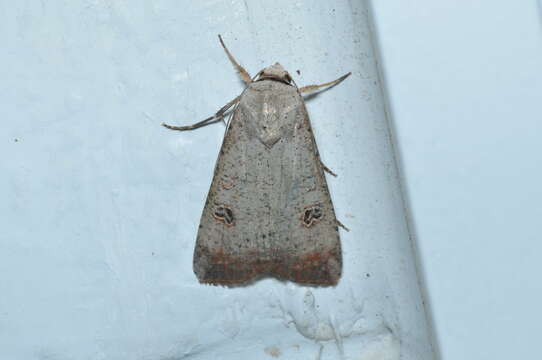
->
left=218, top=35, right=252, bottom=84
left=299, top=72, right=351, bottom=94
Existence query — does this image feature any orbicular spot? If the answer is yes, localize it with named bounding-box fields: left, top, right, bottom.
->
left=221, top=180, right=234, bottom=190
left=301, top=204, right=323, bottom=227
left=213, top=204, right=235, bottom=226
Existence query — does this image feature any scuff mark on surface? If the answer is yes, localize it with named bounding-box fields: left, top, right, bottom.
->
left=273, top=288, right=399, bottom=359
left=218, top=300, right=241, bottom=339
left=355, top=332, right=400, bottom=360
left=264, top=345, right=282, bottom=358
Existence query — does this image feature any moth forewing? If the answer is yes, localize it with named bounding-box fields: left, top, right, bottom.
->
left=163, top=36, right=349, bottom=286
left=193, top=78, right=342, bottom=286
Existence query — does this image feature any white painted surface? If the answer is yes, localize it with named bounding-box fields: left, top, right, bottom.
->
left=370, top=1, right=542, bottom=359
left=0, top=1, right=433, bottom=359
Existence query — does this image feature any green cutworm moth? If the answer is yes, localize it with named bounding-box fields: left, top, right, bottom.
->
left=163, top=35, right=350, bottom=286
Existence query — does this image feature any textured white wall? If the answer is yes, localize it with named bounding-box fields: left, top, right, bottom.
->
left=370, top=1, right=542, bottom=359
left=0, top=1, right=433, bottom=359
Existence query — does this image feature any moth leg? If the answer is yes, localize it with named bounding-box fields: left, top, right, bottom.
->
left=162, top=96, right=240, bottom=131
left=320, top=160, right=338, bottom=177
left=218, top=35, right=252, bottom=84
left=336, top=220, right=350, bottom=232
left=299, top=72, right=351, bottom=94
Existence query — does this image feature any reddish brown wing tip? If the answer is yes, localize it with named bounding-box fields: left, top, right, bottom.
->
left=193, top=247, right=341, bottom=286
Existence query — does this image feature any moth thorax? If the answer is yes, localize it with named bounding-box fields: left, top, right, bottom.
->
left=257, top=63, right=292, bottom=84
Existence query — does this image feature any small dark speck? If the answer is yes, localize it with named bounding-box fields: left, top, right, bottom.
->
left=14, top=138, right=19, bottom=142
left=296, top=70, right=301, bottom=75
left=152, top=252, right=155, bottom=256
left=366, top=273, right=370, bottom=278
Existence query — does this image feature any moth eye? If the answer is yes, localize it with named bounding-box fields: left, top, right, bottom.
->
left=213, top=204, right=235, bottom=226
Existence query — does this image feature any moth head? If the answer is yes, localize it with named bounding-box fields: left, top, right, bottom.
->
left=257, top=63, right=293, bottom=84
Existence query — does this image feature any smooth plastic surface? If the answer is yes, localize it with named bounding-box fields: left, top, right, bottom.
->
left=370, top=1, right=542, bottom=359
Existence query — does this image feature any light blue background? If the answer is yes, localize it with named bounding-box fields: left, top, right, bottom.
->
left=371, top=1, right=542, bottom=359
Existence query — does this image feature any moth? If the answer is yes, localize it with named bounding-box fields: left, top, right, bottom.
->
left=163, top=36, right=350, bottom=286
